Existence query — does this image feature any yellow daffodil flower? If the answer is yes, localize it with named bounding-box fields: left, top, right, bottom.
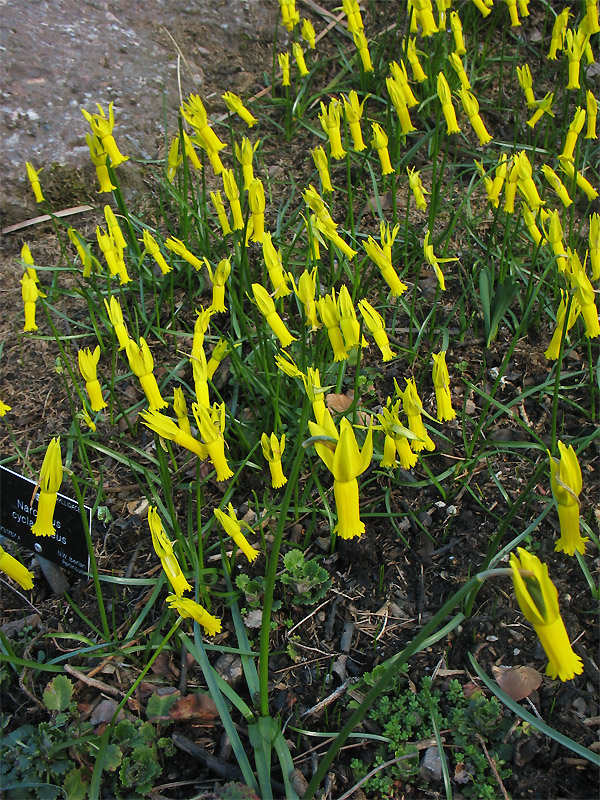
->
left=505, top=0, right=521, bottom=26
left=353, top=29, right=373, bottom=72
left=0, top=545, right=34, bottom=590
left=547, top=210, right=568, bottom=272
left=549, top=441, right=586, bottom=555
left=85, top=133, right=116, bottom=192
left=104, top=296, right=129, bottom=350
left=364, top=236, right=407, bottom=296
left=319, top=98, right=346, bottom=160
left=251, top=283, right=296, bottom=347
left=458, top=87, right=492, bottom=145
left=526, top=92, right=555, bottom=128
left=542, top=165, right=572, bottom=207
left=371, top=123, right=394, bottom=175
left=343, top=91, right=367, bottom=151
left=471, top=0, right=492, bottom=17
left=424, top=231, right=457, bottom=291
left=569, top=257, right=600, bottom=338
left=564, top=28, right=589, bottom=90
left=0, top=399, right=12, bottom=416
left=486, top=154, right=507, bottom=207
left=221, top=168, right=244, bottom=230
left=545, top=290, right=581, bottom=360
left=559, top=160, right=598, bottom=202
left=68, top=228, right=98, bottom=278
left=518, top=0, right=530, bottom=18
left=262, top=232, right=292, bottom=298
left=31, top=438, right=63, bottom=537
left=343, top=0, right=364, bottom=33
left=173, top=387, right=192, bottom=436
left=337, top=285, right=367, bottom=352
left=398, top=378, right=435, bottom=451
left=502, top=157, right=520, bottom=214
left=96, top=225, right=131, bottom=285
left=191, top=307, right=212, bottom=365
left=406, top=37, right=427, bottom=81
left=292, top=42, right=309, bottom=77
left=279, top=0, right=299, bottom=31
left=515, top=151, right=543, bottom=209
left=214, top=504, right=259, bottom=561
left=207, top=339, right=229, bottom=380
left=301, top=18, right=316, bottom=48
left=561, top=107, right=586, bottom=161
left=261, top=432, right=288, bottom=488
left=166, top=594, right=222, bottom=636
left=21, top=273, right=42, bottom=332
left=181, top=131, right=203, bottom=171
left=141, top=408, right=206, bottom=459
left=406, top=166, right=428, bottom=210
left=148, top=507, right=192, bottom=596
left=292, top=267, right=320, bottom=330
left=126, top=337, right=168, bottom=411
left=234, top=137, right=259, bottom=190
left=165, top=237, right=205, bottom=270
left=317, top=292, right=347, bottom=361
left=589, top=213, right=599, bottom=280
left=448, top=52, right=471, bottom=90
left=516, top=64, right=536, bottom=107
left=309, top=416, right=373, bottom=539
left=81, top=102, right=128, bottom=166
left=413, top=0, right=438, bottom=35
left=192, top=402, right=233, bottom=481
left=78, top=346, right=106, bottom=412
left=222, top=91, right=258, bottom=127
left=387, top=77, right=417, bottom=134
left=278, top=52, right=290, bottom=86
left=358, top=299, right=396, bottom=362
left=181, top=94, right=226, bottom=155
left=584, top=0, right=600, bottom=33
left=377, top=398, right=419, bottom=469
left=510, top=548, right=583, bottom=680
left=25, top=162, right=44, bottom=202
left=80, top=405, right=96, bottom=432
left=437, top=72, right=460, bottom=135
left=202, top=258, right=229, bottom=313
left=142, top=230, right=171, bottom=275
left=210, top=190, right=232, bottom=235
left=191, top=347, right=210, bottom=408
left=431, top=351, right=455, bottom=421
left=311, top=146, right=333, bottom=193
left=521, top=204, right=544, bottom=247
left=390, top=61, right=417, bottom=107
left=248, top=178, right=266, bottom=242
left=303, top=185, right=357, bottom=258
left=450, top=11, right=466, bottom=54
left=548, top=7, right=570, bottom=59
left=167, top=136, right=182, bottom=181
left=585, top=90, right=598, bottom=139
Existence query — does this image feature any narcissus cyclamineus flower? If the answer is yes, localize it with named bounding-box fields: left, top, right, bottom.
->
left=431, top=351, right=455, bottom=421
left=292, top=42, right=309, bottom=77
left=311, top=145, right=333, bottom=193
left=371, top=123, right=394, bottom=175
left=210, top=190, right=232, bottom=235
left=510, top=547, right=583, bottom=680
left=21, top=272, right=43, bottom=332
left=437, top=72, right=460, bottom=134
left=358, top=299, right=396, bottom=362
left=278, top=52, right=290, bottom=86
left=471, top=0, right=492, bottom=17
left=207, top=338, right=229, bottom=380
left=301, top=17, right=316, bottom=48
left=97, top=225, right=131, bottom=285
left=25, top=162, right=45, bottom=202
left=78, top=346, right=106, bottom=412
left=205, top=258, right=231, bottom=313
left=585, top=90, right=598, bottom=139
left=303, top=185, right=357, bottom=259
left=521, top=204, right=545, bottom=247
left=167, top=136, right=182, bottom=181
left=68, top=228, right=98, bottom=278
left=548, top=7, right=570, bottom=59
left=547, top=210, right=568, bottom=272
left=221, top=168, right=244, bottom=230
left=406, top=167, right=428, bottom=210
left=180, top=94, right=225, bottom=155
left=104, top=296, right=129, bottom=350
left=141, top=408, right=206, bottom=459
left=222, top=91, right=258, bottom=127
left=450, top=11, right=467, bottom=55
left=342, top=0, right=364, bottom=34
left=192, top=402, right=234, bottom=481
left=560, top=106, right=586, bottom=161
left=423, top=231, right=457, bottom=291
left=353, top=29, right=373, bottom=72
left=165, top=237, right=205, bottom=270
left=387, top=77, right=416, bottom=134
left=252, top=283, right=296, bottom=347
left=515, top=151, right=544, bottom=210
left=505, top=0, right=521, bottom=27
left=544, top=290, right=580, bottom=360
left=398, top=378, right=435, bottom=451
left=526, top=92, right=555, bottom=129
left=317, top=291, right=347, bottom=361
left=86, top=133, right=116, bottom=192
left=293, top=267, right=320, bottom=330
left=31, top=438, right=63, bottom=537
left=0, top=399, right=11, bottom=416
left=569, top=256, right=600, bottom=338
left=148, top=507, right=192, bottom=596
left=389, top=61, right=417, bottom=107
left=142, top=230, right=171, bottom=275
left=448, top=52, right=471, bottom=90
left=376, top=399, right=418, bottom=469
left=337, top=285, right=367, bottom=352
left=308, top=416, right=373, bottom=539
left=214, top=504, right=259, bottom=561
left=248, top=178, right=265, bottom=242
left=558, top=160, right=598, bottom=202
left=406, top=37, right=427, bottom=81
left=343, top=91, right=367, bottom=151
left=173, top=387, right=192, bottom=436
left=0, top=545, right=34, bottom=590
left=319, top=98, right=346, bottom=160
left=542, top=165, right=572, bottom=208
left=279, top=0, right=299, bottom=31
left=563, top=28, right=588, bottom=90
left=126, top=337, right=168, bottom=411
left=549, top=441, right=586, bottom=555
left=261, top=432, right=288, bottom=488
left=589, top=213, right=599, bottom=280
left=234, top=137, right=259, bottom=190
left=166, top=594, right=222, bottom=636
left=458, top=87, right=492, bottom=146
left=516, top=64, right=536, bottom=107
left=81, top=102, right=128, bottom=166
left=363, top=235, right=407, bottom=296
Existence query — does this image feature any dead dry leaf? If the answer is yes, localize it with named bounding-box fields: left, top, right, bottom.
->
left=169, top=692, right=219, bottom=722
left=326, top=392, right=354, bottom=413
left=492, top=665, right=542, bottom=701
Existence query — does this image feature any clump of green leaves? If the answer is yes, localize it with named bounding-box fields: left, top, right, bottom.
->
left=350, top=672, right=516, bottom=798
left=0, top=675, right=175, bottom=800
left=280, top=549, right=332, bottom=605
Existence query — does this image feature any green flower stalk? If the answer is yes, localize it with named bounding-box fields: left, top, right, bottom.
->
left=148, top=507, right=192, bottom=596
left=166, top=594, right=222, bottom=636
left=549, top=442, right=587, bottom=555
left=261, top=432, right=288, bottom=488
left=81, top=102, right=128, bottom=166
left=192, top=402, right=234, bottom=481
left=222, top=91, right=258, bottom=127
left=140, top=409, right=206, bottom=460
left=0, top=545, right=34, bottom=590
left=25, top=162, right=44, bottom=203
left=252, top=283, right=296, bottom=347
left=210, top=190, right=232, bottom=235
left=510, top=547, right=583, bottom=680
left=308, top=416, right=373, bottom=539
left=358, top=299, right=396, bottom=362
left=142, top=230, right=171, bottom=275
left=104, top=296, right=129, bottom=350
left=214, top=504, right=259, bottom=561
left=126, top=337, right=168, bottom=411
left=78, top=346, right=107, bottom=412
left=31, top=438, right=63, bottom=538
